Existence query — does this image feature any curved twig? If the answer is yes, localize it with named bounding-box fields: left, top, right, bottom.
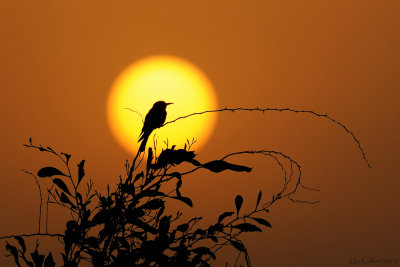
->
left=21, top=170, right=42, bottom=233
left=122, top=108, right=144, bottom=123
left=163, top=107, right=371, bottom=169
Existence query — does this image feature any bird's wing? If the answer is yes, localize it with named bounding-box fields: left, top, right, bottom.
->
left=138, top=108, right=154, bottom=141
left=154, top=109, right=167, bottom=129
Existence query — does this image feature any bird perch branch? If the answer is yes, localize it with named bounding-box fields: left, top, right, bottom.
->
left=162, top=106, right=371, bottom=169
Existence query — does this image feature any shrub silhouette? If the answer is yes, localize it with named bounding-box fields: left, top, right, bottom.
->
left=2, top=106, right=370, bottom=266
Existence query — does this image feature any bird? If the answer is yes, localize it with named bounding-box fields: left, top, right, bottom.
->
left=138, top=101, right=173, bottom=152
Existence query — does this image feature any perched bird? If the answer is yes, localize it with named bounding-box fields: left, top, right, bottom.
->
left=138, top=101, right=173, bottom=152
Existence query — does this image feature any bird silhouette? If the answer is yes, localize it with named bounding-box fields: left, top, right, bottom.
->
left=138, top=101, right=173, bottom=152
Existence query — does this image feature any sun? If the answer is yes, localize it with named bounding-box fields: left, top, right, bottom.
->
left=107, top=55, right=218, bottom=154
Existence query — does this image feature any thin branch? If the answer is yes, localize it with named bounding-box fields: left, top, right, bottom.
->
left=163, top=106, right=371, bottom=168
left=46, top=185, right=54, bottom=234
left=221, top=150, right=320, bottom=205
left=21, top=170, right=42, bottom=233
left=0, top=233, right=63, bottom=241
left=122, top=108, right=144, bottom=123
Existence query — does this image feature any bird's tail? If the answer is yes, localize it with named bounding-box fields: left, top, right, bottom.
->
left=139, top=133, right=150, bottom=152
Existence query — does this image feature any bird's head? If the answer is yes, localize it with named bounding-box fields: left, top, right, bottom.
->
left=153, top=101, right=173, bottom=109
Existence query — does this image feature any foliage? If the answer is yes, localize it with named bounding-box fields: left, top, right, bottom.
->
left=2, top=106, right=370, bottom=266
left=4, top=137, right=299, bottom=267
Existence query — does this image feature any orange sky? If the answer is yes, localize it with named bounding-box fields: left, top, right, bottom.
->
left=0, top=1, right=399, bottom=266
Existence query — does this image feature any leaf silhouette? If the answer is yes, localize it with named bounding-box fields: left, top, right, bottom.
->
left=60, top=192, right=75, bottom=208
left=14, top=236, right=26, bottom=253
left=175, top=196, right=193, bottom=207
left=53, top=178, right=71, bottom=196
left=140, top=199, right=164, bottom=210
left=210, top=236, right=218, bottom=243
left=44, top=252, right=55, bottom=267
left=37, top=167, right=66, bottom=178
left=176, top=223, right=189, bottom=232
left=90, top=210, right=107, bottom=227
left=134, top=171, right=144, bottom=183
left=62, top=153, right=71, bottom=164
left=235, top=195, right=243, bottom=216
left=233, top=223, right=261, bottom=232
left=31, top=248, right=45, bottom=267
left=194, top=229, right=205, bottom=236
left=77, top=160, right=85, bottom=185
left=6, top=242, right=20, bottom=267
left=250, top=217, right=272, bottom=228
left=256, top=190, right=262, bottom=209
left=202, top=160, right=252, bottom=173
left=192, top=247, right=216, bottom=260
left=218, top=211, right=234, bottom=223
left=229, top=239, right=245, bottom=252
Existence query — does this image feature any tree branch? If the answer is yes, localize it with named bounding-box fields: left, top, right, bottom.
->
left=163, top=106, right=371, bottom=169
left=0, top=233, right=63, bottom=241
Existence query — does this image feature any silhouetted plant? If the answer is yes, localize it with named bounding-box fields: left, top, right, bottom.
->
left=2, top=106, right=370, bottom=267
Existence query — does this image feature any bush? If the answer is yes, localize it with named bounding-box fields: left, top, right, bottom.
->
left=3, top=106, right=370, bottom=266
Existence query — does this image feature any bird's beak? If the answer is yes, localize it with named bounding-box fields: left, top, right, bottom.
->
left=166, top=103, right=173, bottom=105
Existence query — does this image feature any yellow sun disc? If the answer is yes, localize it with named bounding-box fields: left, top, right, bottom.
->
left=107, top=55, right=218, bottom=154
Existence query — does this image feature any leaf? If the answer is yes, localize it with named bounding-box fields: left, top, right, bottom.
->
left=170, top=172, right=182, bottom=179
left=44, top=252, right=55, bottom=267
left=14, top=236, right=26, bottom=253
left=209, top=236, right=218, bottom=243
left=176, top=223, right=189, bottom=232
left=77, top=160, right=85, bottom=185
left=202, top=160, right=252, bottom=173
left=192, top=247, right=216, bottom=260
left=250, top=217, right=272, bottom=228
left=31, top=248, right=45, bottom=267
left=62, top=153, right=71, bottom=164
left=134, top=171, right=144, bottom=183
left=37, top=167, right=66, bottom=178
left=256, top=190, right=262, bottom=209
left=90, top=210, right=107, bottom=226
left=140, top=199, right=164, bottom=210
left=235, top=195, right=243, bottom=216
left=194, top=229, right=205, bottom=236
left=60, top=192, right=75, bottom=208
left=176, top=196, right=193, bottom=207
left=229, top=239, right=245, bottom=252
left=6, top=242, right=20, bottom=267
left=218, top=211, right=234, bottom=223
left=134, top=219, right=158, bottom=234
left=233, top=223, right=261, bottom=232
left=53, top=178, right=72, bottom=196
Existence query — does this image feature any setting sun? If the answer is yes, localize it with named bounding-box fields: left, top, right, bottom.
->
left=107, top=55, right=218, bottom=154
